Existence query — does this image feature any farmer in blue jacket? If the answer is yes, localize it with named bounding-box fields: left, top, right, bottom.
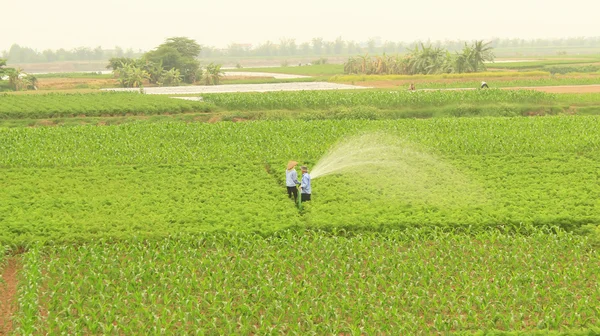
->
left=300, top=166, right=312, bottom=202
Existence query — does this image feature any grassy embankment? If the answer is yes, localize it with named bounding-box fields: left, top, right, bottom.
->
left=3, top=90, right=600, bottom=127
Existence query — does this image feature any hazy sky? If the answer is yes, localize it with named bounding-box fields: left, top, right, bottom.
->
left=3, top=0, right=599, bottom=51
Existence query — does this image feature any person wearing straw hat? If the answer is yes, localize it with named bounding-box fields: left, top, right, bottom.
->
left=300, top=165, right=312, bottom=202
left=286, top=161, right=300, bottom=202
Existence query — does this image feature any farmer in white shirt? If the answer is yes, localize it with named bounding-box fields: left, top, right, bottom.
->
left=285, top=161, right=300, bottom=201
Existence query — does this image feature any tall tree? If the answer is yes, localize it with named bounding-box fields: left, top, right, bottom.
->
left=467, top=40, right=494, bottom=72
left=160, top=37, right=201, bottom=59
left=144, top=37, right=201, bottom=84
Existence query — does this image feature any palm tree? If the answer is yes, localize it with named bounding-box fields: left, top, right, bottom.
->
left=374, top=54, right=388, bottom=74
left=8, top=68, right=26, bottom=91
left=455, top=44, right=472, bottom=73
left=161, top=68, right=182, bottom=86
left=114, top=63, right=149, bottom=88
left=26, top=74, right=38, bottom=90
left=468, top=40, right=495, bottom=72
left=358, top=54, right=370, bottom=74
left=203, top=63, right=224, bottom=85
left=145, top=60, right=165, bottom=84
left=343, top=57, right=359, bottom=74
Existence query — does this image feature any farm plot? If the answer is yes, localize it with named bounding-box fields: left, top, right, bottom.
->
left=0, top=92, right=211, bottom=119
left=3, top=90, right=599, bottom=126
left=2, top=116, right=600, bottom=334
left=2, top=118, right=600, bottom=244
left=201, top=89, right=556, bottom=110
left=12, top=230, right=600, bottom=334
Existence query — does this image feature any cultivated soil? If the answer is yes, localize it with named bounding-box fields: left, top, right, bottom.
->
left=0, top=258, right=19, bottom=335
left=36, top=77, right=118, bottom=90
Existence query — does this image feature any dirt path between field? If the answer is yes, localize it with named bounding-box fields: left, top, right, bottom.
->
left=0, top=257, right=19, bottom=335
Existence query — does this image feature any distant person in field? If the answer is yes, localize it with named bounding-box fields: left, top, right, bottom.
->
left=300, top=166, right=312, bottom=202
left=286, top=161, right=300, bottom=201
left=481, top=81, right=489, bottom=89
left=409, top=83, right=415, bottom=91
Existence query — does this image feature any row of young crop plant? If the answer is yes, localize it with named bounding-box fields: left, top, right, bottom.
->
left=0, top=92, right=212, bottom=119
left=3, top=118, right=600, bottom=168
left=11, top=228, right=599, bottom=334
left=201, top=89, right=556, bottom=110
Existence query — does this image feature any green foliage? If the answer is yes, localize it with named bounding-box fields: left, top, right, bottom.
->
left=545, top=64, right=600, bottom=74
left=159, top=37, right=202, bottom=59
left=106, top=38, right=206, bottom=86
left=202, top=63, right=224, bottom=85
left=144, top=37, right=201, bottom=84
left=3, top=67, right=38, bottom=91
left=344, top=41, right=495, bottom=75
left=114, top=63, right=149, bottom=88
left=0, top=92, right=212, bottom=119
left=202, top=89, right=556, bottom=110
left=13, top=229, right=600, bottom=334
left=105, top=57, right=137, bottom=70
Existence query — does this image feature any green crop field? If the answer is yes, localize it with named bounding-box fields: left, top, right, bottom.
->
left=1, top=98, right=600, bottom=333
left=404, top=76, right=600, bottom=90
left=3, top=117, right=600, bottom=243
left=0, top=92, right=212, bottom=119
left=201, top=89, right=557, bottom=110
left=8, top=90, right=600, bottom=128
left=11, top=230, right=599, bottom=334
left=203, top=90, right=600, bottom=120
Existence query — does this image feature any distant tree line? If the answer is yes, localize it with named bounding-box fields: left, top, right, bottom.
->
left=4, top=36, right=600, bottom=64
left=200, top=36, right=600, bottom=58
left=1, top=45, right=143, bottom=63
